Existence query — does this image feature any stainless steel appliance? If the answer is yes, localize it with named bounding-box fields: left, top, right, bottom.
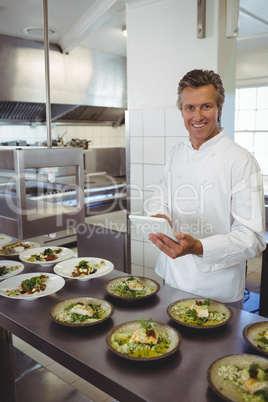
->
left=24, top=147, right=127, bottom=246
left=0, top=147, right=84, bottom=239
left=27, top=173, right=126, bottom=218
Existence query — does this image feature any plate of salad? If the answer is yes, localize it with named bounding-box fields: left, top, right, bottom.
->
left=207, top=354, right=268, bottom=402
left=0, top=260, right=24, bottom=280
left=19, top=246, right=74, bottom=265
left=243, top=322, right=268, bottom=357
left=0, top=272, right=65, bottom=300
left=106, top=318, right=182, bottom=361
left=104, top=275, right=160, bottom=300
left=167, top=298, right=233, bottom=329
left=49, top=297, right=114, bottom=327
left=0, top=234, right=12, bottom=247
left=53, top=257, right=114, bottom=280
left=0, top=241, right=40, bottom=257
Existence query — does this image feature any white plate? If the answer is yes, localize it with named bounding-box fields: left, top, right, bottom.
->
left=0, top=234, right=12, bottom=246
left=19, top=247, right=74, bottom=265
left=54, top=257, right=114, bottom=281
left=0, top=242, right=40, bottom=257
left=0, top=260, right=24, bottom=280
left=0, top=272, right=65, bottom=300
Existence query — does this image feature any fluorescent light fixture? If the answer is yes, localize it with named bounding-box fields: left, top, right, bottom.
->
left=24, top=26, right=56, bottom=37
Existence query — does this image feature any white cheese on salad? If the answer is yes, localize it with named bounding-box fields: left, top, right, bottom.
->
left=70, top=305, right=94, bottom=317
left=190, top=302, right=209, bottom=318
left=130, top=328, right=158, bottom=345
left=126, top=281, right=144, bottom=291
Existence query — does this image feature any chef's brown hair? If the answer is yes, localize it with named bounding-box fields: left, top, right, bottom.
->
left=176, top=69, right=225, bottom=111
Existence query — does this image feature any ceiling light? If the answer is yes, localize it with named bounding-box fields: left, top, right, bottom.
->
left=121, top=27, right=127, bottom=37
left=24, top=27, right=56, bottom=38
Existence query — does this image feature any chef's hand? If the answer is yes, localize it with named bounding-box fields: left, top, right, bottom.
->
left=148, top=231, right=203, bottom=259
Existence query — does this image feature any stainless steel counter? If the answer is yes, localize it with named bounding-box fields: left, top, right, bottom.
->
left=0, top=261, right=267, bottom=402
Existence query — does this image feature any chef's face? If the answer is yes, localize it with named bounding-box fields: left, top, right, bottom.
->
left=181, top=84, right=222, bottom=150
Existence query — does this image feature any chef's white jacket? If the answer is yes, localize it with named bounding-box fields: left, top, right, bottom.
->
left=146, top=129, right=266, bottom=303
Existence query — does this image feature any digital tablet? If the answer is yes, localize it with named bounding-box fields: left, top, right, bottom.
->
left=129, top=215, right=177, bottom=242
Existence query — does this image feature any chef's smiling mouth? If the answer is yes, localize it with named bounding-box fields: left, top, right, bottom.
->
left=192, top=123, right=207, bottom=128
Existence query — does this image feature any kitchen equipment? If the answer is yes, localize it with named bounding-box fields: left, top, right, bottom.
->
left=0, top=147, right=84, bottom=239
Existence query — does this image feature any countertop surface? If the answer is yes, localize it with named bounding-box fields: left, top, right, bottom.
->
left=0, top=259, right=267, bottom=402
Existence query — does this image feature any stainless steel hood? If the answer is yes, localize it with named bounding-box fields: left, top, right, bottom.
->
left=0, top=35, right=127, bottom=126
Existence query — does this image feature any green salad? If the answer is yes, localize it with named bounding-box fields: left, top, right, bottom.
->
left=0, top=264, right=20, bottom=277
left=111, top=318, right=171, bottom=358
left=218, top=363, right=268, bottom=401
left=170, top=298, right=227, bottom=326
left=54, top=301, right=107, bottom=324
left=109, top=275, right=156, bottom=298
left=255, top=330, right=268, bottom=352
left=6, top=274, right=49, bottom=297
left=26, top=247, right=62, bottom=262
left=71, top=259, right=105, bottom=278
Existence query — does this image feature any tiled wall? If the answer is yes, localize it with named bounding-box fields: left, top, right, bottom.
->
left=128, top=107, right=188, bottom=282
left=0, top=124, right=126, bottom=148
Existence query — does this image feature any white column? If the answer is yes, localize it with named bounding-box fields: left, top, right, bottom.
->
left=126, top=0, right=237, bottom=280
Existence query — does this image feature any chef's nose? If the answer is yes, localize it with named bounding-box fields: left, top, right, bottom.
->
left=194, top=108, right=203, bottom=119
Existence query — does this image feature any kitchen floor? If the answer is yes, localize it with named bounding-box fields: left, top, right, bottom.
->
left=12, top=251, right=263, bottom=402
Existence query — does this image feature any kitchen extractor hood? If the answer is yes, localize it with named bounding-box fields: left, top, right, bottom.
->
left=0, top=35, right=127, bottom=126
left=0, top=101, right=126, bottom=126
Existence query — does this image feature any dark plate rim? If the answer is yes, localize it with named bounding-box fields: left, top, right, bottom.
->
left=207, top=353, right=268, bottom=402
left=104, top=276, right=160, bottom=301
left=106, top=319, right=182, bottom=361
left=166, top=297, right=233, bottom=329
left=49, top=296, right=114, bottom=327
left=243, top=321, right=268, bottom=356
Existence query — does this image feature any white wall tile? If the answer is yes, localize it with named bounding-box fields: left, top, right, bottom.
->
left=143, top=190, right=155, bottom=215
left=143, top=109, right=164, bottom=137
left=76, top=125, right=86, bottom=138
left=131, top=263, right=144, bottom=276
left=130, top=137, right=143, bottom=163
left=143, top=137, right=165, bottom=164
left=130, top=163, right=143, bottom=188
left=130, top=239, right=144, bottom=266
left=165, top=107, right=187, bottom=137
left=130, top=225, right=142, bottom=241
left=0, top=124, right=125, bottom=148
left=129, top=187, right=144, bottom=215
left=130, top=199, right=144, bottom=216
left=129, top=110, right=143, bottom=137
left=1, top=125, right=14, bottom=141
left=144, top=266, right=163, bottom=284
left=144, top=241, right=160, bottom=268
left=143, top=164, right=163, bottom=190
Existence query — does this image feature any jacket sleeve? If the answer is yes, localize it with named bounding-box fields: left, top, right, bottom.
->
left=199, top=158, right=266, bottom=271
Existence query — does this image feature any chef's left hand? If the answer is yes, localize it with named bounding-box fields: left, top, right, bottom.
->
left=148, top=231, right=203, bottom=259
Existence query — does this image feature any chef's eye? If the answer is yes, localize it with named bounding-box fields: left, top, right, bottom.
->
left=186, top=105, right=193, bottom=111
left=202, top=104, right=212, bottom=110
